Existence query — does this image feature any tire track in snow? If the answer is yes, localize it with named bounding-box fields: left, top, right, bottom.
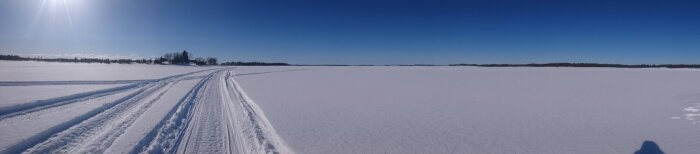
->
left=0, top=83, right=143, bottom=120
left=75, top=81, right=179, bottom=153
left=133, top=71, right=215, bottom=153
left=134, top=69, right=292, bottom=154
left=21, top=82, right=171, bottom=154
left=221, top=72, right=243, bottom=154
left=0, top=87, right=140, bottom=128
left=177, top=70, right=291, bottom=154
left=0, top=68, right=220, bottom=87
left=1, top=67, right=292, bottom=153
left=0, top=86, right=147, bottom=154
left=225, top=70, right=292, bottom=154
left=4, top=69, right=223, bottom=154
left=0, top=69, right=216, bottom=120
left=177, top=70, right=229, bottom=153
left=0, top=80, right=150, bottom=86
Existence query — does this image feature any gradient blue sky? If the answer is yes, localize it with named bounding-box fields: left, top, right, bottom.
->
left=1, top=0, right=699, bottom=64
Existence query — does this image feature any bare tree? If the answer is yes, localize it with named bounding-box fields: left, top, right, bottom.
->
left=206, top=57, right=217, bottom=65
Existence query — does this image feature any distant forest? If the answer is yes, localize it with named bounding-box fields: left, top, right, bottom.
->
left=0, top=50, right=290, bottom=66
left=0, top=54, right=153, bottom=64
left=3, top=53, right=699, bottom=68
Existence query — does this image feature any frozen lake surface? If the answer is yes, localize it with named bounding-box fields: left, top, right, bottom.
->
left=0, top=61, right=290, bottom=154
left=1, top=61, right=699, bottom=153
left=236, top=66, right=700, bottom=153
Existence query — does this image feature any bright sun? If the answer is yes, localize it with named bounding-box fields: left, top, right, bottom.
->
left=28, top=0, right=92, bottom=38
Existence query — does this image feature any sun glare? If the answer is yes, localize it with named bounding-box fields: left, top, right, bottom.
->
left=26, top=0, right=94, bottom=48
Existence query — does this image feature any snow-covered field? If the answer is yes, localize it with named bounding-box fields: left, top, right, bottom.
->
left=1, top=61, right=700, bottom=153
left=235, top=66, right=700, bottom=154
left=0, top=61, right=290, bottom=154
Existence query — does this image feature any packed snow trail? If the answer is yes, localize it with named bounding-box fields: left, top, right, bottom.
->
left=0, top=68, right=216, bottom=119
left=5, top=69, right=215, bottom=154
left=224, top=71, right=292, bottom=154
left=0, top=79, right=150, bottom=86
left=136, top=70, right=292, bottom=154
left=22, top=82, right=173, bottom=153
left=0, top=67, right=292, bottom=154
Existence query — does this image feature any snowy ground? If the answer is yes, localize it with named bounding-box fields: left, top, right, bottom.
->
left=0, top=61, right=290, bottom=154
left=235, top=66, right=700, bottom=154
left=1, top=61, right=700, bottom=154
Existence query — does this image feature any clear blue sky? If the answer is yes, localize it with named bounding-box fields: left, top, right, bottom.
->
left=1, top=0, right=699, bottom=64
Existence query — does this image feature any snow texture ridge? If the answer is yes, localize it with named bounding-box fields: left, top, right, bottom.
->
left=0, top=62, right=293, bottom=154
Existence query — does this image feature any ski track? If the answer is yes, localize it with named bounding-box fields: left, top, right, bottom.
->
left=136, top=69, right=292, bottom=154
left=0, top=87, right=143, bottom=153
left=0, top=79, right=151, bottom=86
left=22, top=82, right=171, bottom=154
left=0, top=83, right=143, bottom=119
left=1, top=67, right=293, bottom=154
left=225, top=71, right=292, bottom=154
left=0, top=68, right=215, bottom=119
left=135, top=72, right=214, bottom=154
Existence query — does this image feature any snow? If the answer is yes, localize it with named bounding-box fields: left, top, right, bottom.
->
left=2, top=60, right=700, bottom=153
left=0, top=61, right=286, bottom=154
left=0, top=61, right=221, bottom=81
left=235, top=66, right=700, bottom=154
left=105, top=79, right=199, bottom=154
left=0, top=88, right=140, bottom=152
left=0, top=84, right=124, bottom=108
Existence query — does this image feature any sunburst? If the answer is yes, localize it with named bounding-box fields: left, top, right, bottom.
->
left=26, top=0, right=84, bottom=47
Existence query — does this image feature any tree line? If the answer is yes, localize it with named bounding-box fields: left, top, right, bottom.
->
left=153, top=50, right=211, bottom=65
left=4, top=54, right=699, bottom=68
left=152, top=50, right=288, bottom=66
left=0, top=50, right=289, bottom=66
left=0, top=54, right=153, bottom=64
